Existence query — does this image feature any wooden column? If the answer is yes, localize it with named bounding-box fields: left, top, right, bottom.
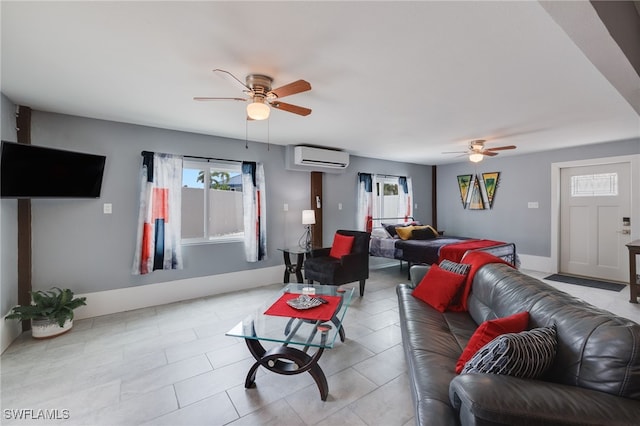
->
left=16, top=106, right=32, bottom=332
left=310, top=172, right=323, bottom=248
left=626, top=240, right=640, bottom=303
left=431, top=165, right=438, bottom=230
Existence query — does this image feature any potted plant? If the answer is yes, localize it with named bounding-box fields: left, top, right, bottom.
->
left=5, top=287, right=86, bottom=339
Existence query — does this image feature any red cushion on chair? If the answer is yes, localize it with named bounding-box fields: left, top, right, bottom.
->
left=329, top=233, right=355, bottom=259
left=412, top=264, right=466, bottom=312
left=455, top=311, right=529, bottom=373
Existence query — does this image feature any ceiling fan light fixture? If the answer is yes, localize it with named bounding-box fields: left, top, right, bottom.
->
left=469, top=152, right=484, bottom=163
left=470, top=139, right=485, bottom=151
left=246, top=100, right=270, bottom=120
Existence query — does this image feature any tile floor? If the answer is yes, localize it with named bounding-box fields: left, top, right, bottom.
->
left=1, top=264, right=638, bottom=426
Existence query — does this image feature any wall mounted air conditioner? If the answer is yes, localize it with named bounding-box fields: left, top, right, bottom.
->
left=293, top=146, right=350, bottom=169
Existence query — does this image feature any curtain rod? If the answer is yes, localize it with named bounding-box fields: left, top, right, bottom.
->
left=358, top=172, right=405, bottom=179
left=370, top=216, right=415, bottom=221
left=141, top=150, right=243, bottom=164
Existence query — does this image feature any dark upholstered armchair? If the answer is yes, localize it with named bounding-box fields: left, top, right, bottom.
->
left=303, top=230, right=371, bottom=296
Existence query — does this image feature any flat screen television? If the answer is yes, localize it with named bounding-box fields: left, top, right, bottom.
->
left=1, top=141, right=106, bottom=198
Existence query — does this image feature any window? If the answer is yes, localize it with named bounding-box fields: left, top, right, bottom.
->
left=376, top=178, right=398, bottom=217
left=375, top=177, right=400, bottom=220
left=571, top=173, right=618, bottom=197
left=181, top=160, right=244, bottom=243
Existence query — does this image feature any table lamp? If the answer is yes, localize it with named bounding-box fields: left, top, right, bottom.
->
left=302, top=209, right=316, bottom=251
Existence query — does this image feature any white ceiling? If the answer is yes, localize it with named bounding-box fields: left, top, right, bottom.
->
left=2, top=1, right=638, bottom=165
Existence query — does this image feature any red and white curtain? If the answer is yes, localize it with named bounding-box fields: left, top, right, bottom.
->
left=242, top=162, right=267, bottom=262
left=132, top=152, right=183, bottom=275
left=357, top=173, right=413, bottom=230
left=357, top=173, right=373, bottom=232
left=397, top=176, right=413, bottom=221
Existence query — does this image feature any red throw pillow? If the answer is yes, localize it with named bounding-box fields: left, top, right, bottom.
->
left=329, top=233, right=355, bottom=259
left=412, top=264, right=467, bottom=312
left=455, top=311, right=529, bottom=373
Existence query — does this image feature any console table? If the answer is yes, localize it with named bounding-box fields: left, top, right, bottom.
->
left=626, top=240, right=640, bottom=303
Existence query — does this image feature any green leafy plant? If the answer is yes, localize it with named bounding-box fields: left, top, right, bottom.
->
left=197, top=170, right=231, bottom=190
left=5, top=287, right=86, bottom=327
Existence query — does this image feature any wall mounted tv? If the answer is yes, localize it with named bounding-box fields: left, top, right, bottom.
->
left=1, top=141, right=106, bottom=198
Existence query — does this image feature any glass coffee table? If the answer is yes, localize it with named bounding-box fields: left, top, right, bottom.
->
left=226, top=283, right=354, bottom=400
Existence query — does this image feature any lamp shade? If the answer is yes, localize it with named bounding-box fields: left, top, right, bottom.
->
left=302, top=209, right=316, bottom=225
left=246, top=101, right=270, bottom=120
left=469, top=153, right=484, bottom=163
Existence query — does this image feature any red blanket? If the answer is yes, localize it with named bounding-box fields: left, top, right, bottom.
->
left=448, top=251, right=514, bottom=312
left=438, top=239, right=505, bottom=263
left=264, top=293, right=341, bottom=321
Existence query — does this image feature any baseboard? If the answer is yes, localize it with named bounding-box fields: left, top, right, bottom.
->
left=518, top=254, right=553, bottom=273
left=1, top=320, right=22, bottom=354
left=73, top=265, right=283, bottom=320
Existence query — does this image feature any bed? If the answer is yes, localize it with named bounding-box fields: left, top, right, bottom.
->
left=368, top=217, right=517, bottom=275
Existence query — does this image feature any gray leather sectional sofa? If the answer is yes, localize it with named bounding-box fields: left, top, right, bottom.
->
left=397, top=263, right=640, bottom=426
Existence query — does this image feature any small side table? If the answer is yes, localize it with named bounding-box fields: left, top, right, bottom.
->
left=278, top=247, right=310, bottom=284
left=626, top=240, right=640, bottom=303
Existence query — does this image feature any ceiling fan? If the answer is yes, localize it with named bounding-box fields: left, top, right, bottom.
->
left=444, top=139, right=516, bottom=163
left=194, top=69, right=312, bottom=121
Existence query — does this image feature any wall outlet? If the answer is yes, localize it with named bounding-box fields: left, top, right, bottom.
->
left=528, top=202, right=539, bottom=209
left=283, top=203, right=289, bottom=211
left=103, top=203, right=112, bottom=214
left=338, top=203, right=343, bottom=210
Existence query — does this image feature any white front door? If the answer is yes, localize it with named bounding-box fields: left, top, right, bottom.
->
left=560, top=162, right=631, bottom=282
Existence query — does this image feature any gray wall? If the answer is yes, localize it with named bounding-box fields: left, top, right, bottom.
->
left=28, top=111, right=304, bottom=294
left=1, top=94, right=18, bottom=317
left=9, top=110, right=432, bottom=295
left=437, top=138, right=640, bottom=257
left=8, top=104, right=635, bottom=298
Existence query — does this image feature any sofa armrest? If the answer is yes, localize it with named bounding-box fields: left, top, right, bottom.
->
left=449, top=374, right=640, bottom=426
left=409, top=265, right=430, bottom=288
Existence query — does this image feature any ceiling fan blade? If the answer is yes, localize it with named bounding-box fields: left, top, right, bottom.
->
left=486, top=145, right=516, bottom=151
left=193, top=97, right=246, bottom=101
left=269, top=80, right=312, bottom=98
left=212, top=69, right=251, bottom=91
left=484, top=151, right=498, bottom=157
left=270, top=101, right=312, bottom=116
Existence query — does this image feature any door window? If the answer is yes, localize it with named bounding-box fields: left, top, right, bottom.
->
left=571, top=173, right=618, bottom=197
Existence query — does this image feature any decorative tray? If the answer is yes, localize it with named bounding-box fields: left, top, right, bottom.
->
left=286, top=295, right=325, bottom=310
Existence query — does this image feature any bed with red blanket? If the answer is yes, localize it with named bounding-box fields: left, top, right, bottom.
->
left=395, top=236, right=516, bottom=265
left=368, top=218, right=517, bottom=270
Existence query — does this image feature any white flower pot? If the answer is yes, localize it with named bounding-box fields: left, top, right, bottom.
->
left=31, top=318, right=73, bottom=339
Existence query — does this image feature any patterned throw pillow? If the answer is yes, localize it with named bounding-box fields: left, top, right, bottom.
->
left=461, top=325, right=557, bottom=379
left=439, top=259, right=471, bottom=276
left=455, top=311, right=529, bottom=374
left=436, top=259, right=471, bottom=308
